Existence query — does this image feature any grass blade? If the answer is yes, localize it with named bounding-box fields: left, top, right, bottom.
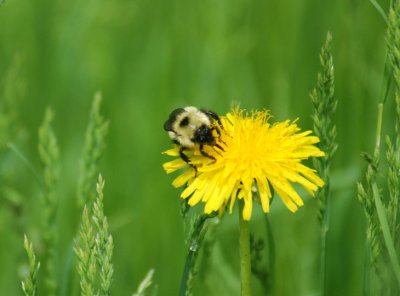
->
left=369, top=0, right=389, bottom=24
left=372, top=183, right=400, bottom=288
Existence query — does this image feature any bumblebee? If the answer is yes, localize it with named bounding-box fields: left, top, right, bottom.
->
left=164, top=106, right=221, bottom=164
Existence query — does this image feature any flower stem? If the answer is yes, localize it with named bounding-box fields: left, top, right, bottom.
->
left=239, top=201, right=251, bottom=296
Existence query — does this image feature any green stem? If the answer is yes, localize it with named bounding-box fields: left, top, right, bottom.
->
left=362, top=50, right=393, bottom=295
left=372, top=183, right=400, bottom=288
left=179, top=214, right=212, bottom=296
left=373, top=54, right=393, bottom=154
left=265, top=217, right=275, bottom=294
left=363, top=241, right=371, bottom=296
left=362, top=44, right=400, bottom=291
left=374, top=103, right=384, bottom=154
left=239, top=202, right=251, bottom=296
left=179, top=249, right=195, bottom=296
left=375, top=53, right=393, bottom=145
left=320, top=187, right=330, bottom=296
left=371, top=49, right=400, bottom=280
left=320, top=178, right=330, bottom=295
left=380, top=56, right=393, bottom=105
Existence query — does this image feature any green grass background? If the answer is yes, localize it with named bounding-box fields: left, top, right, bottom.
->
left=0, top=0, right=396, bottom=295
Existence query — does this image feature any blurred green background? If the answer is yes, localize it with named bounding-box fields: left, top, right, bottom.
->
left=0, top=0, right=396, bottom=295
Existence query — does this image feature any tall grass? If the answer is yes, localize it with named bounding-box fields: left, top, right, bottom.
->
left=21, top=235, right=40, bottom=296
left=19, top=93, right=112, bottom=296
left=77, top=92, right=109, bottom=210
left=310, top=32, right=337, bottom=296
left=75, top=175, right=114, bottom=296
left=63, top=92, right=109, bottom=295
left=38, top=107, right=60, bottom=296
left=75, top=205, right=97, bottom=296
left=357, top=1, right=400, bottom=294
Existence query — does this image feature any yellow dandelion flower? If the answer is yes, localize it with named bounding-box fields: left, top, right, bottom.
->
left=163, top=108, right=325, bottom=220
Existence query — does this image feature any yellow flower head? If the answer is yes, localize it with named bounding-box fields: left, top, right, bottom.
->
left=163, top=108, right=325, bottom=220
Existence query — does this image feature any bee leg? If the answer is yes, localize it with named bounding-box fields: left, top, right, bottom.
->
left=179, top=147, right=190, bottom=163
left=199, top=144, right=216, bottom=161
left=214, top=143, right=225, bottom=153
left=206, top=112, right=223, bottom=136
left=180, top=147, right=197, bottom=174
left=203, top=110, right=222, bottom=126
left=212, top=126, right=221, bottom=137
left=211, top=126, right=227, bottom=148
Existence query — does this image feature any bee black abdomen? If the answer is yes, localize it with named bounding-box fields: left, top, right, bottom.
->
left=164, top=108, right=185, bottom=131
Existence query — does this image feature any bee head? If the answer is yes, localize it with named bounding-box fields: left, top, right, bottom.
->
left=194, top=124, right=215, bottom=144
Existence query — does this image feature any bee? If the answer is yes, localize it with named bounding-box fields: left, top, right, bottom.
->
left=163, top=106, right=221, bottom=164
